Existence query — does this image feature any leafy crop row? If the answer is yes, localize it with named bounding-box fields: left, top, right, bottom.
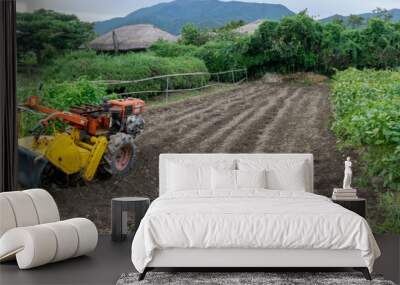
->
left=331, top=68, right=400, bottom=233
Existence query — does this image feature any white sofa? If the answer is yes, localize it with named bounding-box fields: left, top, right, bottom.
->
left=0, top=189, right=98, bottom=269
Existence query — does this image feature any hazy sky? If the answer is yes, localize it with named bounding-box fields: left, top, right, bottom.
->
left=16, top=0, right=400, bottom=22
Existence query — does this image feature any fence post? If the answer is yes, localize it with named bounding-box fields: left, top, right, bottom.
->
left=245, top=69, right=248, bottom=82
left=231, top=70, right=235, bottom=83
left=165, top=76, right=170, bottom=103
left=216, top=73, right=220, bottom=84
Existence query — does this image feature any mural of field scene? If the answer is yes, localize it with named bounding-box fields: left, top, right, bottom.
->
left=16, top=4, right=400, bottom=235
left=48, top=76, right=349, bottom=233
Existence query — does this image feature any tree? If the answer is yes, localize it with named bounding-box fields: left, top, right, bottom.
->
left=215, top=20, right=246, bottom=32
left=17, top=9, right=95, bottom=64
left=347, top=14, right=364, bottom=29
left=372, top=8, right=393, bottom=22
left=180, top=23, right=210, bottom=46
left=360, top=18, right=400, bottom=68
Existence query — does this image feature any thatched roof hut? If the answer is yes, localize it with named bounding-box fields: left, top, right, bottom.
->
left=235, top=19, right=265, bottom=35
left=90, top=24, right=177, bottom=52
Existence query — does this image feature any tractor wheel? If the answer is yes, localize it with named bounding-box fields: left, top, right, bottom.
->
left=102, top=133, right=136, bottom=177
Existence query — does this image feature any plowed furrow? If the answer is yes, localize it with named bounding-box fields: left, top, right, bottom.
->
left=283, top=88, right=321, bottom=152
left=158, top=88, right=271, bottom=151
left=139, top=86, right=270, bottom=146
left=253, top=86, right=308, bottom=152
left=224, top=86, right=303, bottom=153
left=144, top=83, right=267, bottom=131
left=144, top=83, right=263, bottom=128
left=197, top=86, right=281, bottom=152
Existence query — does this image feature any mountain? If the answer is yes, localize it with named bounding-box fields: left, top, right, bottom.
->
left=320, top=9, right=400, bottom=25
left=94, top=0, right=295, bottom=35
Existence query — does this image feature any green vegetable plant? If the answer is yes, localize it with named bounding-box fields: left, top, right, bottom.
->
left=331, top=68, right=400, bottom=234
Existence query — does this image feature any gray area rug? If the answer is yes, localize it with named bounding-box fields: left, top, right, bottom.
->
left=116, top=272, right=396, bottom=285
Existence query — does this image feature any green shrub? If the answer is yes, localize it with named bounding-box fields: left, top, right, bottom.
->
left=43, top=51, right=210, bottom=96
left=18, top=78, right=108, bottom=136
left=150, top=40, right=198, bottom=57
left=242, top=13, right=322, bottom=75
left=180, top=23, right=211, bottom=46
left=360, top=18, right=400, bottom=69
left=194, top=40, right=243, bottom=74
left=331, top=68, right=400, bottom=234
left=41, top=77, right=108, bottom=110
left=376, top=192, right=400, bottom=234
left=239, top=14, right=400, bottom=76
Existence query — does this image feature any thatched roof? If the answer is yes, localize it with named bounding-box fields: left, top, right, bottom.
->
left=235, top=19, right=265, bottom=35
left=90, top=24, right=177, bottom=51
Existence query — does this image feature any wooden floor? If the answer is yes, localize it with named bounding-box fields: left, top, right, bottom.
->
left=0, top=235, right=398, bottom=285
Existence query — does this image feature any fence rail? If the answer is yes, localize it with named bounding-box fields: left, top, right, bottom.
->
left=97, top=68, right=248, bottom=102
left=94, top=68, right=247, bottom=86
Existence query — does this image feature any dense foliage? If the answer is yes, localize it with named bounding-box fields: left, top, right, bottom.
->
left=194, top=40, right=242, bottom=73
left=41, top=78, right=108, bottom=111
left=241, top=14, right=400, bottom=75
left=43, top=51, right=209, bottom=96
left=180, top=23, right=212, bottom=46
left=331, top=69, right=400, bottom=234
left=17, top=9, right=94, bottom=64
left=150, top=40, right=198, bottom=57
left=18, top=78, right=108, bottom=136
left=156, top=13, right=400, bottom=77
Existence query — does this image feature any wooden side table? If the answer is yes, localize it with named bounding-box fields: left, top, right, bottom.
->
left=332, top=198, right=366, bottom=218
left=111, top=197, right=150, bottom=242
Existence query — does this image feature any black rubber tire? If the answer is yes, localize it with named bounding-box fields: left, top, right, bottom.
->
left=102, top=133, right=136, bottom=176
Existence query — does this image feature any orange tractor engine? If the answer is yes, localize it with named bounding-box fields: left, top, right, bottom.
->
left=106, top=98, right=145, bottom=136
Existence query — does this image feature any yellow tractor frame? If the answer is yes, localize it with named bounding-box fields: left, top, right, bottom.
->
left=18, top=128, right=108, bottom=181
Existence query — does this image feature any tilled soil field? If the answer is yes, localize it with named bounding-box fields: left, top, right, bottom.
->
left=52, top=80, right=346, bottom=233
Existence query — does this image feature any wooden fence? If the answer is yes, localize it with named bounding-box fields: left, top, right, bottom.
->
left=96, top=68, right=248, bottom=102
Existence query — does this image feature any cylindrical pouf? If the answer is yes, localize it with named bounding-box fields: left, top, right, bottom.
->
left=23, top=189, right=60, bottom=223
left=0, top=226, right=57, bottom=269
left=0, top=196, right=17, bottom=237
left=64, top=218, right=98, bottom=257
left=42, top=221, right=79, bottom=262
left=0, top=218, right=97, bottom=269
left=0, top=191, right=39, bottom=227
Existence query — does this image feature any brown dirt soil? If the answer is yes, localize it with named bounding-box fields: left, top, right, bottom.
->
left=51, top=80, right=346, bottom=233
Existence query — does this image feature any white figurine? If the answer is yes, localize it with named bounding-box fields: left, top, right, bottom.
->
left=343, top=157, right=352, bottom=189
